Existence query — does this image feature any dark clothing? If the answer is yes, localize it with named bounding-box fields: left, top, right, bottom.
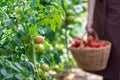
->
left=92, top=0, right=120, bottom=80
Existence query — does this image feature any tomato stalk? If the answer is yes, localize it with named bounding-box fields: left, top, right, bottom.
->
left=25, top=26, right=40, bottom=79
left=31, top=35, right=40, bottom=79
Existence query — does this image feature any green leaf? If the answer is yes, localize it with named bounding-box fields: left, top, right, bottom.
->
left=54, top=15, right=62, bottom=25
left=45, top=5, right=51, bottom=11
left=6, top=74, right=14, bottom=79
left=1, top=68, right=7, bottom=77
left=36, top=0, right=40, bottom=4
left=10, top=65, right=20, bottom=72
left=43, top=27, right=55, bottom=42
left=30, top=0, right=38, bottom=9
left=4, top=19, right=13, bottom=28
left=15, top=73, right=23, bottom=80
left=29, top=25, right=38, bottom=36
left=28, top=16, right=35, bottom=24
left=18, top=30, right=27, bottom=38
left=0, top=27, right=3, bottom=36
left=15, top=62, right=23, bottom=70
left=13, top=33, right=21, bottom=45
left=52, top=50, right=61, bottom=64
left=50, top=19, right=56, bottom=31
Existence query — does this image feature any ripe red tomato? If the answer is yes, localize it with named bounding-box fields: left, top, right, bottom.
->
left=88, top=35, right=94, bottom=42
left=71, top=39, right=81, bottom=48
left=98, top=41, right=107, bottom=47
left=70, top=36, right=109, bottom=49
left=90, top=41, right=99, bottom=48
left=101, top=41, right=107, bottom=47
left=74, top=39, right=80, bottom=47
left=34, top=35, right=44, bottom=44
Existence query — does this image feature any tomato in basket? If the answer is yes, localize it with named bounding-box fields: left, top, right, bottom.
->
left=88, top=35, right=94, bottom=42
left=71, top=39, right=81, bottom=47
left=71, top=35, right=108, bottom=48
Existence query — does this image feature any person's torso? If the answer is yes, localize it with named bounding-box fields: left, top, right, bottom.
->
left=107, top=0, right=120, bottom=18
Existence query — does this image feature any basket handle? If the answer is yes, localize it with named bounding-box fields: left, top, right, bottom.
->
left=92, top=30, right=99, bottom=41
left=80, top=30, right=99, bottom=48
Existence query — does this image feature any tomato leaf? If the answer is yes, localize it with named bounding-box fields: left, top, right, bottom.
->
left=1, top=68, right=7, bottom=77
left=15, top=62, right=23, bottom=70
left=4, top=19, right=13, bottom=28
left=15, top=73, right=24, bottom=80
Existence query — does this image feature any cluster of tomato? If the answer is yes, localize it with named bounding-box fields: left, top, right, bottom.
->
left=34, top=35, right=45, bottom=53
left=34, top=36, right=60, bottom=79
left=71, top=35, right=108, bottom=48
left=37, top=63, right=59, bottom=79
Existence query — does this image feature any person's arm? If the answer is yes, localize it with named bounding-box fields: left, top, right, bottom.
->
left=86, top=0, right=96, bottom=33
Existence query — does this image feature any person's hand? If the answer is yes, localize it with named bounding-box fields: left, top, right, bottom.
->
left=86, top=21, right=93, bottom=34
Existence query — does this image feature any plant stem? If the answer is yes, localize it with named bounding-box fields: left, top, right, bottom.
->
left=31, top=36, right=40, bottom=79
left=0, top=7, right=9, bottom=19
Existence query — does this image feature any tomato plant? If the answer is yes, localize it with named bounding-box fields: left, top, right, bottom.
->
left=0, top=0, right=64, bottom=79
left=0, top=0, right=87, bottom=79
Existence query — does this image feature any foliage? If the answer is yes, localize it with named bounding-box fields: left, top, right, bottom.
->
left=0, top=0, right=64, bottom=79
left=0, top=0, right=87, bottom=79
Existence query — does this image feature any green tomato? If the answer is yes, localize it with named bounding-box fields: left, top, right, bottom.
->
left=66, top=16, right=75, bottom=24
left=66, top=9, right=75, bottom=16
left=35, top=44, right=44, bottom=52
left=42, top=63, right=49, bottom=71
left=14, top=7, right=23, bottom=14
left=53, top=65, right=59, bottom=71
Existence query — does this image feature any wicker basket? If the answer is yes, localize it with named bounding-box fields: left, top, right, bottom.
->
left=69, top=32, right=112, bottom=71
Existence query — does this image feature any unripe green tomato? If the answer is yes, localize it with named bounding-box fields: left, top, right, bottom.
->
left=66, top=16, right=75, bottom=24
left=15, top=7, right=23, bottom=14
left=34, top=35, right=44, bottom=44
left=35, top=44, right=44, bottom=52
left=53, top=65, right=59, bottom=71
left=66, top=9, right=75, bottom=16
left=42, top=63, right=49, bottom=71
